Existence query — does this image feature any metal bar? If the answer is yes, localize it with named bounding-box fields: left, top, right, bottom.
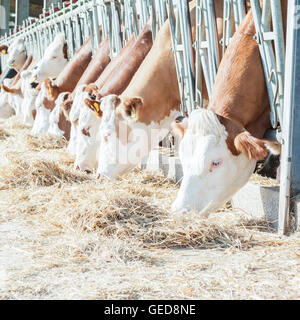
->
left=250, top=0, right=285, bottom=129
left=278, top=0, right=300, bottom=235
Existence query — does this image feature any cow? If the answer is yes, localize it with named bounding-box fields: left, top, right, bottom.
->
left=1, top=38, right=28, bottom=72
left=33, top=33, right=69, bottom=81
left=171, top=2, right=287, bottom=216
left=81, top=0, right=230, bottom=178
left=0, top=78, right=15, bottom=118
left=0, top=33, right=68, bottom=124
left=31, top=37, right=93, bottom=138
left=0, top=54, right=34, bottom=118
left=75, top=22, right=153, bottom=172
left=48, top=36, right=111, bottom=150
left=85, top=8, right=190, bottom=179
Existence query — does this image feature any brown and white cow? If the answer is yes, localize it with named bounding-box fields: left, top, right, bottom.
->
left=75, top=22, right=153, bottom=172
left=57, top=36, right=111, bottom=154
left=171, top=2, right=287, bottom=216
left=0, top=33, right=69, bottom=124
left=31, top=37, right=93, bottom=138
left=0, top=54, right=34, bottom=118
left=90, top=5, right=197, bottom=178
left=83, top=0, right=230, bottom=178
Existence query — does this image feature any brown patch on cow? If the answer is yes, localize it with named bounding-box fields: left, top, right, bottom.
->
left=81, top=128, right=91, bottom=137
left=63, top=42, right=68, bottom=60
left=32, top=110, right=37, bottom=120
left=61, top=99, right=73, bottom=122
left=74, top=36, right=111, bottom=89
left=58, top=107, right=71, bottom=141
left=1, top=84, right=21, bottom=95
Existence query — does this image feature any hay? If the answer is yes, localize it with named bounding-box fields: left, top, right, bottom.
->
left=250, top=173, right=280, bottom=187
left=0, top=127, right=10, bottom=140
left=0, top=116, right=300, bottom=300
left=0, top=154, right=91, bottom=190
left=23, top=134, right=68, bottom=151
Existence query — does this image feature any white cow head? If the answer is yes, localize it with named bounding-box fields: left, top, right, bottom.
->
left=48, top=92, right=69, bottom=138
left=31, top=82, right=51, bottom=136
left=74, top=94, right=102, bottom=172
left=0, top=79, right=15, bottom=119
left=66, top=85, right=88, bottom=155
left=171, top=109, right=270, bottom=217
left=96, top=94, right=177, bottom=179
left=6, top=38, right=27, bottom=71
left=34, top=33, right=68, bottom=81
left=20, top=70, right=39, bottom=125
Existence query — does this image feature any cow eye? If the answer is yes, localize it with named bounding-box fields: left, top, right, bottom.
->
left=211, top=160, right=222, bottom=168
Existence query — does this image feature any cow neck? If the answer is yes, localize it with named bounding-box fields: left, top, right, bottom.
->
left=98, top=22, right=153, bottom=98
left=54, top=38, right=93, bottom=94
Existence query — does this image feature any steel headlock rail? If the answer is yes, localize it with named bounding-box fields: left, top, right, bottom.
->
left=167, top=0, right=195, bottom=116
left=250, top=0, right=285, bottom=133
left=0, top=0, right=153, bottom=70
left=221, top=0, right=246, bottom=56
left=167, top=0, right=246, bottom=115
left=195, top=0, right=220, bottom=107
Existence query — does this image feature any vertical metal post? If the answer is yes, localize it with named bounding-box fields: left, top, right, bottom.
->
left=278, top=0, right=300, bottom=235
left=15, top=0, right=29, bottom=30
left=44, top=0, right=62, bottom=10
left=0, top=0, right=10, bottom=37
left=92, top=0, right=101, bottom=51
left=251, top=0, right=285, bottom=129
left=167, top=0, right=195, bottom=115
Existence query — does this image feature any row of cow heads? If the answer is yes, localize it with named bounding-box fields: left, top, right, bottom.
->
left=73, top=87, right=279, bottom=218
left=72, top=84, right=177, bottom=179
left=0, top=33, right=68, bottom=79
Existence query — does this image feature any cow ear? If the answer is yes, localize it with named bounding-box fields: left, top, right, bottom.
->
left=61, top=100, right=73, bottom=121
left=84, top=98, right=103, bottom=118
left=234, top=131, right=268, bottom=160
left=0, top=45, right=8, bottom=55
left=1, top=84, right=19, bottom=95
left=84, top=84, right=98, bottom=99
left=171, top=117, right=188, bottom=138
left=44, top=78, right=56, bottom=98
left=123, top=97, right=143, bottom=119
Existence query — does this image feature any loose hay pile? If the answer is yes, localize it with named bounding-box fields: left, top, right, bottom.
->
left=0, top=116, right=300, bottom=299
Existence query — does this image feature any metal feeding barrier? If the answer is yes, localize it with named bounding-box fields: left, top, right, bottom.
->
left=250, top=0, right=285, bottom=132
left=0, top=1, right=297, bottom=234
left=166, top=0, right=285, bottom=130
left=167, top=0, right=247, bottom=115
left=0, top=0, right=168, bottom=70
